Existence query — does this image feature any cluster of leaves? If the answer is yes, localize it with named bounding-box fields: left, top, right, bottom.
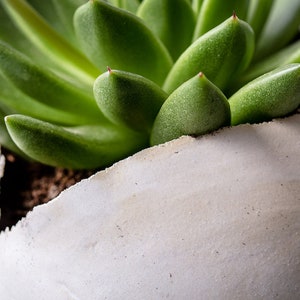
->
left=0, top=0, right=299, bottom=169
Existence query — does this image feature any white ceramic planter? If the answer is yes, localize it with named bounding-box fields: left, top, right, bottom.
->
left=0, top=114, right=299, bottom=299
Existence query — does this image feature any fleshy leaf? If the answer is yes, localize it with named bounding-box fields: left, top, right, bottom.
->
left=229, top=64, right=300, bottom=125
left=0, top=1, right=49, bottom=64
left=74, top=0, right=173, bottom=86
left=0, top=71, right=98, bottom=126
left=106, top=0, right=140, bottom=13
left=191, top=0, right=204, bottom=16
left=137, top=0, right=195, bottom=61
left=94, top=68, right=168, bottom=133
left=26, top=0, right=86, bottom=47
left=0, top=106, right=24, bottom=155
left=246, top=0, right=273, bottom=41
left=151, top=72, right=230, bottom=145
left=5, top=115, right=148, bottom=169
left=0, top=42, right=106, bottom=124
left=2, top=0, right=100, bottom=86
left=231, top=40, right=300, bottom=91
left=254, top=0, right=300, bottom=61
left=193, top=0, right=249, bottom=40
left=163, top=14, right=255, bottom=93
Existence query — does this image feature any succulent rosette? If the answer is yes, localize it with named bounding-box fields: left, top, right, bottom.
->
left=0, top=0, right=299, bottom=169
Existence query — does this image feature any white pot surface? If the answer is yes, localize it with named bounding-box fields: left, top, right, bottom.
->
left=0, top=114, right=299, bottom=299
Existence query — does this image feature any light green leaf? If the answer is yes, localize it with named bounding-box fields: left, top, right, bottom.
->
left=191, top=0, right=204, bottom=16
left=106, top=0, right=140, bottom=13
left=0, top=106, right=26, bottom=156
left=0, top=71, right=93, bottom=126
left=163, top=15, right=255, bottom=93
left=231, top=40, right=300, bottom=91
left=246, top=0, right=273, bottom=41
left=193, top=0, right=249, bottom=40
left=151, top=72, right=230, bottom=145
left=27, top=0, right=86, bottom=47
left=254, top=0, right=300, bottom=61
left=94, top=68, right=168, bottom=133
left=229, top=64, right=300, bottom=125
left=137, top=0, right=195, bottom=60
left=5, top=115, right=149, bottom=169
left=74, top=0, right=173, bottom=86
left=0, top=42, right=106, bottom=124
left=2, top=0, right=100, bottom=86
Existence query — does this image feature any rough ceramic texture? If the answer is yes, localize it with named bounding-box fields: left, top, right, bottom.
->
left=0, top=114, right=299, bottom=299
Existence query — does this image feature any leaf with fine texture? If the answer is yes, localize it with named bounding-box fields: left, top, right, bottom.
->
left=229, top=64, right=300, bottom=125
left=5, top=115, right=149, bottom=169
left=151, top=72, right=230, bottom=145
left=0, top=106, right=27, bottom=156
left=0, top=42, right=106, bottom=124
left=163, top=14, right=255, bottom=93
left=94, top=68, right=168, bottom=133
left=74, top=0, right=173, bottom=86
left=0, top=1, right=48, bottom=64
left=137, top=0, right=195, bottom=61
left=27, top=0, right=86, bottom=47
left=0, top=71, right=94, bottom=126
left=2, top=0, right=100, bottom=86
left=193, top=0, right=249, bottom=40
left=230, top=39, right=300, bottom=91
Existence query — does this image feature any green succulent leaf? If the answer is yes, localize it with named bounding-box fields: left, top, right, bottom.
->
left=0, top=1, right=44, bottom=62
left=229, top=64, right=300, bottom=126
left=50, top=0, right=87, bottom=36
left=0, top=41, right=107, bottom=125
left=246, top=0, right=273, bottom=41
left=191, top=0, right=204, bottom=16
left=137, top=0, right=195, bottom=61
left=0, top=71, right=99, bottom=126
left=151, top=72, right=231, bottom=146
left=193, top=0, right=249, bottom=40
left=74, top=0, right=173, bottom=86
left=0, top=106, right=23, bottom=155
left=94, top=68, right=168, bottom=134
left=2, top=0, right=100, bottom=85
left=5, top=114, right=148, bottom=169
left=231, top=39, right=300, bottom=90
left=163, top=14, right=255, bottom=93
left=49, top=0, right=87, bottom=46
left=106, top=0, right=140, bottom=13
left=25, top=0, right=85, bottom=47
left=254, top=0, right=300, bottom=61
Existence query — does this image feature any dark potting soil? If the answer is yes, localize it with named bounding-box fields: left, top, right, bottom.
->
left=0, top=149, right=95, bottom=231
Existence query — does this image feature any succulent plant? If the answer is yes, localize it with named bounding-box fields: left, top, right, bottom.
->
left=0, top=0, right=299, bottom=169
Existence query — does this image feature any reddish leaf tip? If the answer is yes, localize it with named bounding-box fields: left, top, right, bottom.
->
left=107, top=66, right=112, bottom=73
left=198, top=72, right=204, bottom=78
